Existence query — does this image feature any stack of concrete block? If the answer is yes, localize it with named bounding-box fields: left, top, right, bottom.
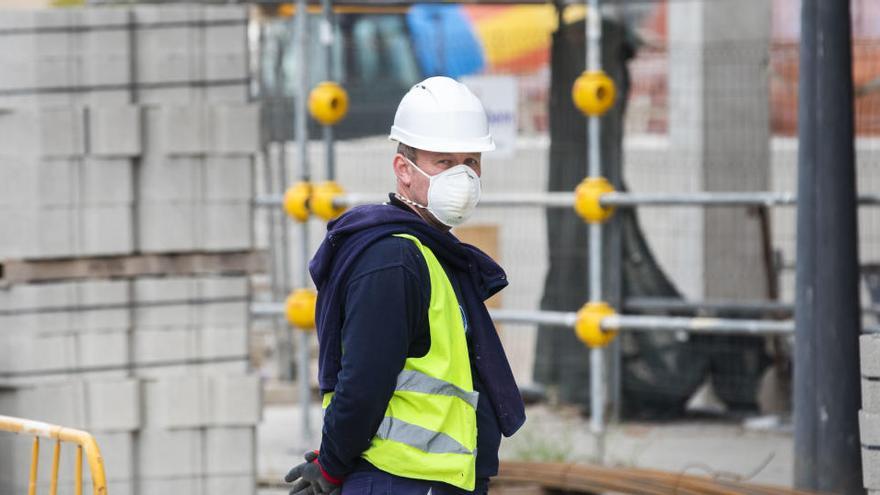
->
left=132, top=275, right=250, bottom=376
left=139, top=103, right=257, bottom=253
left=0, top=3, right=257, bottom=258
left=0, top=5, right=248, bottom=107
left=0, top=373, right=260, bottom=495
left=862, top=334, right=880, bottom=492
left=0, top=275, right=251, bottom=381
left=0, top=279, right=130, bottom=381
left=0, top=106, right=139, bottom=259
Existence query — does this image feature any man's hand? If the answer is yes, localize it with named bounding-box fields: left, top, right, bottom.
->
left=284, top=450, right=342, bottom=495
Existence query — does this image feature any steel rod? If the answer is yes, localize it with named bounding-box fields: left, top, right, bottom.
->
left=254, top=191, right=880, bottom=209
left=294, top=0, right=312, bottom=442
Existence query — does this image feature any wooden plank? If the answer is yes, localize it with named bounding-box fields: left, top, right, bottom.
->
left=0, top=250, right=268, bottom=285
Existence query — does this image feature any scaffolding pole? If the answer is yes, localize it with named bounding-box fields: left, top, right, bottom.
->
left=254, top=190, right=880, bottom=209
left=294, top=0, right=312, bottom=443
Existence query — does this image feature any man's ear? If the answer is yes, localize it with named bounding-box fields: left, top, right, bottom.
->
left=393, top=153, right=412, bottom=187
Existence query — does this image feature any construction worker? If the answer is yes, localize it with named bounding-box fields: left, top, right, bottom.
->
left=284, top=76, right=526, bottom=495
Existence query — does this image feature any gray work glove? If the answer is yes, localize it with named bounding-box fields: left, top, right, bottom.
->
left=284, top=450, right=342, bottom=495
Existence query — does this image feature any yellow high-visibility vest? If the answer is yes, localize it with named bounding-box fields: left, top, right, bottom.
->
left=323, top=233, right=478, bottom=490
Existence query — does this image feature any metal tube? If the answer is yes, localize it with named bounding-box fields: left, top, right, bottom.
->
left=320, top=0, right=336, bottom=181
left=255, top=191, right=880, bottom=209
left=795, top=0, right=862, bottom=490
left=623, top=296, right=793, bottom=316
left=28, top=437, right=38, bottom=495
left=585, top=0, right=606, bottom=457
left=294, top=0, right=312, bottom=442
left=602, top=314, right=795, bottom=336
left=49, top=439, right=60, bottom=495
left=488, top=308, right=578, bottom=327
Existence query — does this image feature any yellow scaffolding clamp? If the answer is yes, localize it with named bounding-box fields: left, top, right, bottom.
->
left=286, top=288, right=318, bottom=330
left=572, top=70, right=617, bottom=117
left=283, top=181, right=312, bottom=223
left=309, top=82, right=350, bottom=126
left=574, top=176, right=616, bottom=224
left=0, top=415, right=107, bottom=495
left=575, top=301, right=617, bottom=348
left=311, top=181, right=348, bottom=221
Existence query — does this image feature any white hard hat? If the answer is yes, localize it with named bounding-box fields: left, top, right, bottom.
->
left=389, top=76, right=496, bottom=153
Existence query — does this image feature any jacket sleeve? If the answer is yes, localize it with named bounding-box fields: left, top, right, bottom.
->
left=317, top=260, right=428, bottom=478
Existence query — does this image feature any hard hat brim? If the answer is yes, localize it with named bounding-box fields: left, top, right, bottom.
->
left=389, top=126, right=496, bottom=153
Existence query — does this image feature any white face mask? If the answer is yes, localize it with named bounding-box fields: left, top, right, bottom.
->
left=402, top=156, right=481, bottom=227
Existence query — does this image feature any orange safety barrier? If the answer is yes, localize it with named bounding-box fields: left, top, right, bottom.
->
left=0, top=415, right=107, bottom=495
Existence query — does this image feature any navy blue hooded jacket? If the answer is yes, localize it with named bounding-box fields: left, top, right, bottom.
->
left=308, top=195, right=526, bottom=483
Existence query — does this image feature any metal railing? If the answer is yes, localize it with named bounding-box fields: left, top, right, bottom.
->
left=0, top=415, right=107, bottom=495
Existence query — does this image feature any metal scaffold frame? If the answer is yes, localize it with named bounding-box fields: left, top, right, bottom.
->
left=250, top=0, right=878, bottom=469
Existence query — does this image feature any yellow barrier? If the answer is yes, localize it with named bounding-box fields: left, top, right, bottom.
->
left=0, top=415, right=107, bottom=495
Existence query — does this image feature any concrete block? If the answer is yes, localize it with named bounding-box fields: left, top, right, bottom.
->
left=80, top=9, right=131, bottom=89
left=139, top=477, right=204, bottom=495
left=201, top=201, right=251, bottom=251
left=200, top=276, right=248, bottom=299
left=211, top=375, right=261, bottom=426
left=138, top=87, right=203, bottom=105
left=33, top=206, right=76, bottom=258
left=209, top=105, right=259, bottom=155
left=201, top=326, right=248, bottom=361
left=204, top=157, right=253, bottom=201
left=134, top=303, right=192, bottom=328
left=79, top=205, right=134, bottom=256
left=78, top=279, right=130, bottom=306
left=134, top=276, right=196, bottom=303
left=0, top=281, right=78, bottom=312
left=87, top=107, right=141, bottom=157
left=0, top=157, right=74, bottom=208
left=87, top=378, right=140, bottom=432
left=133, top=328, right=195, bottom=366
left=0, top=208, right=34, bottom=258
left=79, top=330, right=128, bottom=371
left=861, top=410, right=880, bottom=446
left=204, top=84, right=248, bottom=104
left=865, top=448, right=880, bottom=489
left=138, top=157, right=198, bottom=202
left=205, top=427, right=254, bottom=474
left=137, top=201, right=197, bottom=252
left=202, top=301, right=248, bottom=327
left=39, top=107, right=86, bottom=157
left=132, top=6, right=198, bottom=85
left=143, top=375, right=206, bottom=429
left=137, top=428, right=203, bottom=478
left=163, top=106, right=209, bottom=155
left=865, top=378, right=880, bottom=412
left=203, top=474, right=256, bottom=495
left=16, top=380, right=86, bottom=428
left=863, top=334, right=880, bottom=378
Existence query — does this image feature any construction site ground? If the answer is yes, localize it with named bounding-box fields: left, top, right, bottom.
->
left=256, top=395, right=794, bottom=494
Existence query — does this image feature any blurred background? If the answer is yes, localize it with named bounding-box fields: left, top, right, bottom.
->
left=0, top=0, right=878, bottom=493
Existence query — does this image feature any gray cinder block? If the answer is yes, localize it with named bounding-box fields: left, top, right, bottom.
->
left=143, top=375, right=205, bottom=429
left=861, top=410, right=880, bottom=446
left=138, top=157, right=199, bottom=202
left=204, top=157, right=253, bottom=201
left=79, top=204, right=134, bottom=256
left=87, top=379, right=141, bottom=432
left=865, top=378, right=880, bottom=412
left=211, top=375, right=261, bottom=426
left=137, top=428, right=203, bottom=478
left=203, top=474, right=256, bottom=495
left=87, top=107, right=141, bottom=157
left=209, top=105, right=260, bottom=155
left=201, top=201, right=251, bottom=251
left=865, top=447, right=880, bottom=489
left=204, top=427, right=255, bottom=475
left=863, top=334, right=880, bottom=378
left=137, top=201, right=198, bottom=252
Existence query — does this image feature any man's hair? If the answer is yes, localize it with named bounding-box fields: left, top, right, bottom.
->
left=397, top=142, right=418, bottom=161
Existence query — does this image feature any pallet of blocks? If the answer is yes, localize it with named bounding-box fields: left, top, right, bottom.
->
left=0, top=4, right=264, bottom=495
